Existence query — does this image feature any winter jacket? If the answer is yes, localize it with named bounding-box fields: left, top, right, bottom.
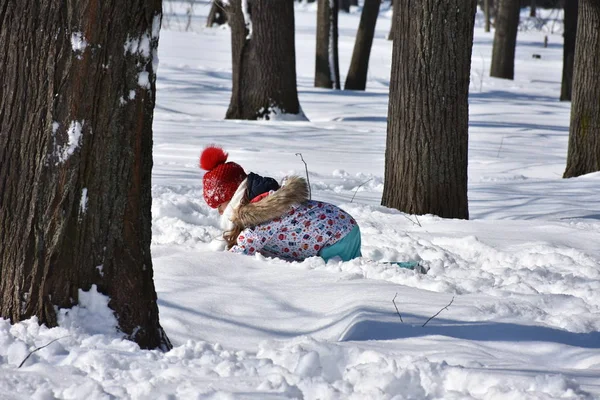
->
left=229, top=176, right=358, bottom=261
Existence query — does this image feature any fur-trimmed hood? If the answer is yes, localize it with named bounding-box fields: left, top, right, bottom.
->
left=232, top=176, right=309, bottom=228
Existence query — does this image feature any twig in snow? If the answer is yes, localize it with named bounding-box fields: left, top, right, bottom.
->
left=422, top=297, right=454, bottom=328
left=392, top=292, right=404, bottom=323
left=350, top=178, right=373, bottom=203
left=295, top=153, right=311, bottom=199
left=401, top=213, right=422, bottom=228
left=497, top=136, right=505, bottom=158
left=18, top=336, right=70, bottom=368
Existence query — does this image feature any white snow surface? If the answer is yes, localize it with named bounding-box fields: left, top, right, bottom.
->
left=2, top=3, right=599, bottom=399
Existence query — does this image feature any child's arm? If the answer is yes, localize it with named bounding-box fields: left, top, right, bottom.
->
left=229, top=227, right=268, bottom=256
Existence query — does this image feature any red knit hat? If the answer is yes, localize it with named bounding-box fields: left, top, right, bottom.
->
left=200, top=146, right=247, bottom=208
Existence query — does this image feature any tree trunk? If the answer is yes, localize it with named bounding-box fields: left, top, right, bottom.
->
left=206, top=0, right=228, bottom=27
left=315, top=0, right=341, bottom=89
left=0, top=1, right=171, bottom=350
left=560, top=0, right=578, bottom=102
left=490, top=0, right=520, bottom=80
left=340, top=0, right=351, bottom=13
left=382, top=0, right=475, bottom=219
left=530, top=0, right=536, bottom=17
left=345, top=0, right=381, bottom=90
left=387, top=0, right=399, bottom=40
left=225, top=0, right=304, bottom=120
left=564, top=0, right=600, bottom=178
left=484, top=0, right=491, bottom=32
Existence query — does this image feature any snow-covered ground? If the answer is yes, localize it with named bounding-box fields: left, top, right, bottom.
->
left=2, top=3, right=599, bottom=399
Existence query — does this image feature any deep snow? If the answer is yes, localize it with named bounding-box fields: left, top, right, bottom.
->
left=1, top=2, right=599, bottom=399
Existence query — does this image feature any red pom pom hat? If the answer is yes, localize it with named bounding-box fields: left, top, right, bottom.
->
left=200, top=146, right=247, bottom=208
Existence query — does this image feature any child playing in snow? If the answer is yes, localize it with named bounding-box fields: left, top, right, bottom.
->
left=200, top=146, right=362, bottom=262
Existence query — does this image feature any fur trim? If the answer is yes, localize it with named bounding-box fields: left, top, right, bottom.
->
left=232, top=176, right=309, bottom=228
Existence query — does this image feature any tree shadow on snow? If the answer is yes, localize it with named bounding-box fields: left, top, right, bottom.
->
left=340, top=316, right=600, bottom=349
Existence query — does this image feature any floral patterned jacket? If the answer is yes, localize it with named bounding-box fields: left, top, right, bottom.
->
left=228, top=176, right=357, bottom=261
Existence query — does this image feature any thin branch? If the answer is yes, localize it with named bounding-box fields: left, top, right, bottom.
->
left=392, top=292, right=403, bottom=323
left=422, top=297, right=454, bottom=328
left=401, top=213, right=422, bottom=227
left=295, top=153, right=311, bottom=199
left=18, top=336, right=70, bottom=368
left=350, top=178, right=373, bottom=203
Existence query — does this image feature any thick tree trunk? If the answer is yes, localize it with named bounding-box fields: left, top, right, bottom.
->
left=315, top=0, right=341, bottom=89
left=345, top=0, right=381, bottom=90
left=340, top=0, right=350, bottom=13
left=564, top=0, right=600, bottom=178
left=0, top=0, right=171, bottom=350
left=560, top=0, right=578, bottom=102
left=387, top=0, right=399, bottom=40
left=225, top=0, right=304, bottom=120
left=490, top=0, right=520, bottom=80
left=382, top=0, right=475, bottom=219
left=530, top=0, right=536, bottom=17
left=206, top=0, right=228, bottom=27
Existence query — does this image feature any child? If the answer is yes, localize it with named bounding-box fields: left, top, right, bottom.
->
left=200, top=145, right=362, bottom=262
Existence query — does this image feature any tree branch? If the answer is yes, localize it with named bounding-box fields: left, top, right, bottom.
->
left=392, top=292, right=403, bottom=323
left=18, top=336, right=70, bottom=368
left=295, top=153, right=311, bottom=199
left=422, top=297, right=454, bottom=327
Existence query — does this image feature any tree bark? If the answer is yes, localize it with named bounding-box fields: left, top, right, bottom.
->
left=345, top=0, right=381, bottom=90
left=490, top=0, right=520, bottom=80
left=0, top=0, right=171, bottom=350
left=315, top=0, right=341, bottom=89
left=382, top=0, right=475, bottom=219
left=564, top=0, right=600, bottom=178
left=225, top=0, right=304, bottom=120
left=206, top=0, right=228, bottom=27
left=484, top=0, right=491, bottom=32
left=387, top=0, right=399, bottom=40
left=560, top=0, right=578, bottom=102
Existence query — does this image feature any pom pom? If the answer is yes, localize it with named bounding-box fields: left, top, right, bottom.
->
left=200, top=146, right=228, bottom=171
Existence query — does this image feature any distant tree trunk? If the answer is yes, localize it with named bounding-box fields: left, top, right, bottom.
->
left=484, top=0, right=491, bottom=32
left=560, top=0, right=578, bottom=102
left=490, top=0, right=520, bottom=79
left=225, top=0, right=305, bottom=120
left=315, top=0, right=341, bottom=89
left=530, top=0, right=536, bottom=17
left=387, top=0, right=399, bottom=40
left=351, top=0, right=358, bottom=6
left=206, top=0, right=228, bottom=27
left=564, top=0, right=600, bottom=178
left=340, top=0, right=351, bottom=13
left=382, top=0, right=475, bottom=219
left=345, top=0, right=381, bottom=90
left=0, top=0, right=171, bottom=350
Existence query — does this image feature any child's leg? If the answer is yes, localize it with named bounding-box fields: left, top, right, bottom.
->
left=319, top=225, right=362, bottom=262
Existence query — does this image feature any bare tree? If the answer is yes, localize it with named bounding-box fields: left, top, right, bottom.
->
left=207, top=0, right=228, bottom=27
left=490, top=0, right=520, bottom=80
left=530, top=0, right=536, bottom=17
left=315, top=0, right=341, bottom=89
left=484, top=0, right=491, bottom=32
left=0, top=0, right=171, bottom=350
left=225, top=0, right=305, bottom=119
left=382, top=0, right=476, bottom=219
left=564, top=0, right=600, bottom=178
left=560, top=0, right=578, bottom=102
left=387, top=0, right=399, bottom=40
left=345, top=0, right=381, bottom=90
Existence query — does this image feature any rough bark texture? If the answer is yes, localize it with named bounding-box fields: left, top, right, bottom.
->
left=560, top=0, right=578, bottom=102
left=382, top=0, right=475, bottom=220
left=345, top=0, right=381, bottom=90
left=206, top=0, right=228, bottom=27
left=315, top=0, right=341, bottom=89
left=490, top=0, right=520, bottom=79
left=564, top=0, right=600, bottom=178
left=388, top=0, right=399, bottom=40
left=225, top=0, right=303, bottom=120
left=0, top=0, right=171, bottom=350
